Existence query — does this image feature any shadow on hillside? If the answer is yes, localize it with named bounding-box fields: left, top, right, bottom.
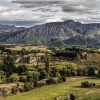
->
left=71, top=85, right=100, bottom=88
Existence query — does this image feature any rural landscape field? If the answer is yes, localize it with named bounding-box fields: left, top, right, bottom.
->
left=5, top=77, right=100, bottom=100
left=0, top=45, right=100, bottom=100
left=0, top=0, right=100, bottom=100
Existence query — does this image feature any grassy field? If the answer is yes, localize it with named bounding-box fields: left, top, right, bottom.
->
left=2, top=77, right=100, bottom=100
left=7, top=45, right=50, bottom=52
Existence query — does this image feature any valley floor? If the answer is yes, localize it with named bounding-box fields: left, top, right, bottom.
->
left=1, top=77, right=100, bottom=100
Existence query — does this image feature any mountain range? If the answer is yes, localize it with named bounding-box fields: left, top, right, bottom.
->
left=0, top=20, right=100, bottom=46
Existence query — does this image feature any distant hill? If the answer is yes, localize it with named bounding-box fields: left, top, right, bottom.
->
left=0, top=20, right=100, bottom=46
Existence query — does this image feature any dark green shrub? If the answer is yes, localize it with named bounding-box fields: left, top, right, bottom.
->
left=92, top=83, right=96, bottom=86
left=61, top=76, right=67, bottom=82
left=24, top=83, right=34, bottom=92
left=81, top=81, right=96, bottom=87
left=39, top=70, right=47, bottom=80
left=20, top=75, right=27, bottom=82
left=46, top=77, right=57, bottom=84
left=54, top=80, right=58, bottom=84
left=76, top=67, right=84, bottom=76
left=88, top=67, right=95, bottom=76
left=17, top=65, right=28, bottom=75
left=58, top=77, right=63, bottom=83
left=66, top=69, right=72, bottom=77
left=50, top=67, right=59, bottom=77
left=70, top=94, right=75, bottom=100
left=11, top=87, right=18, bottom=94
left=81, top=81, right=90, bottom=87
left=33, top=72, right=40, bottom=87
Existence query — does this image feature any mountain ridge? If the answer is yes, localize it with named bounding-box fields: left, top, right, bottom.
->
left=0, top=20, right=100, bottom=46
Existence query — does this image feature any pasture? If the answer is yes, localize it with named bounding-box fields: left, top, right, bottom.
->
left=3, top=77, right=100, bottom=100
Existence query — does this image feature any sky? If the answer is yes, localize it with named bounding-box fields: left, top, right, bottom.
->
left=0, top=0, right=100, bottom=27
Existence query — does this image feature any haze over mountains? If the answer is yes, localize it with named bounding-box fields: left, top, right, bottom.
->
left=0, top=20, right=100, bottom=46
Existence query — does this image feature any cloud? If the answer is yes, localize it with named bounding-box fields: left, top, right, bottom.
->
left=11, top=0, right=62, bottom=8
left=0, top=0, right=100, bottom=27
left=12, top=0, right=61, bottom=4
left=62, top=5, right=88, bottom=12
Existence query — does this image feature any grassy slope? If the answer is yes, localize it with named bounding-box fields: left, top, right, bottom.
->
left=3, top=77, right=100, bottom=100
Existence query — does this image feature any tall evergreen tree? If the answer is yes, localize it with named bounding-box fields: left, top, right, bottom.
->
left=88, top=67, right=95, bottom=76
left=2, top=55, right=16, bottom=76
left=45, top=53, right=50, bottom=75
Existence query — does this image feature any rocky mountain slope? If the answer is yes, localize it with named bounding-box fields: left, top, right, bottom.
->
left=0, top=24, right=25, bottom=33
left=0, top=20, right=100, bottom=46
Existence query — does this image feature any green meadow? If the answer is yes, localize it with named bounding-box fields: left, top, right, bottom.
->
left=2, top=77, right=100, bottom=100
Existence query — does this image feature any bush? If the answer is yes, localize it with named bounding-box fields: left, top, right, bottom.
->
left=81, top=81, right=90, bottom=87
left=61, top=76, right=67, bottom=82
left=24, top=82, right=34, bottom=92
left=9, top=73, right=20, bottom=82
left=70, top=94, right=75, bottom=100
left=19, top=87, right=24, bottom=92
left=0, top=70, right=6, bottom=84
left=88, top=67, right=95, bottom=76
left=11, top=87, right=18, bottom=94
left=46, top=77, right=57, bottom=84
left=81, top=81, right=96, bottom=87
left=33, top=72, right=40, bottom=87
left=58, top=77, right=63, bottom=83
left=39, top=70, right=47, bottom=80
left=17, top=65, right=28, bottom=75
left=50, top=67, right=59, bottom=77
left=20, top=75, right=27, bottom=82
left=66, top=69, right=72, bottom=77
left=37, top=81, right=46, bottom=87
left=92, top=83, right=96, bottom=86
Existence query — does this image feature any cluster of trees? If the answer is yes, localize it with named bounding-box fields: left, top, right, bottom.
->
left=0, top=56, right=28, bottom=77
left=0, top=55, right=66, bottom=83
left=0, top=49, right=100, bottom=97
left=0, top=56, right=100, bottom=84
left=53, top=47, right=84, bottom=61
left=53, top=52, right=77, bottom=61
left=53, top=46, right=100, bottom=62
left=50, top=65, right=100, bottom=78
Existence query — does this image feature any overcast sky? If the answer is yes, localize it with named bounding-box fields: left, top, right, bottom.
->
left=0, top=0, right=100, bottom=27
